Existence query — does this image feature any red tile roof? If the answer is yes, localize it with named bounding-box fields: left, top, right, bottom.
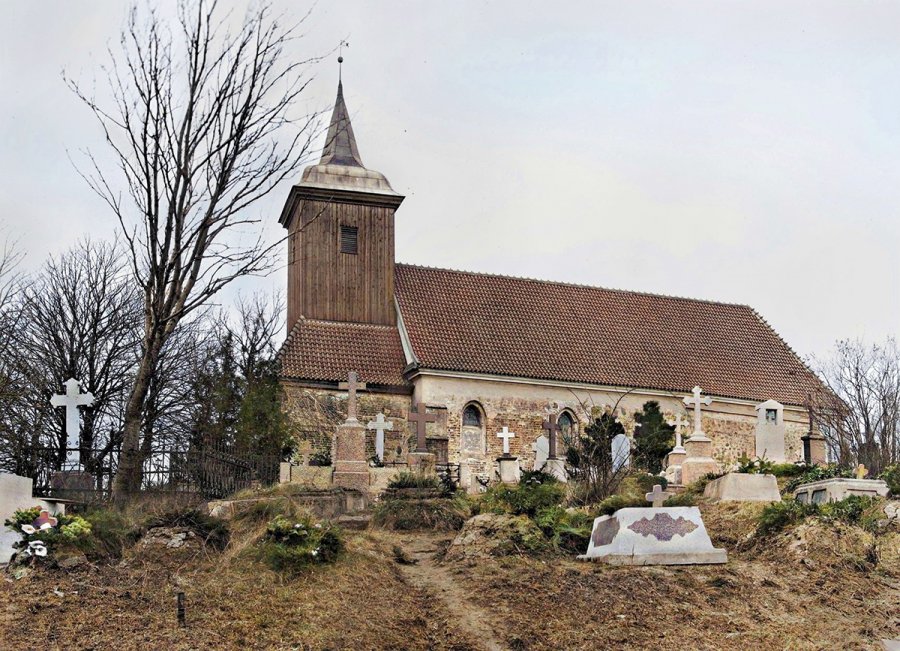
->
left=279, top=318, right=410, bottom=389
left=394, top=264, right=824, bottom=406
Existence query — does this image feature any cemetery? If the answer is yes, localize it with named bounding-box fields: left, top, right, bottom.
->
left=2, top=366, right=899, bottom=649
left=1, top=2, right=900, bottom=649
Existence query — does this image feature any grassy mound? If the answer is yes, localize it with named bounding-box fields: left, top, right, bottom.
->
left=372, top=494, right=471, bottom=531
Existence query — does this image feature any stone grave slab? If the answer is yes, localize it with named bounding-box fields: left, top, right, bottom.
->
left=578, top=506, right=727, bottom=565
left=704, top=473, right=781, bottom=503
left=794, top=478, right=890, bottom=504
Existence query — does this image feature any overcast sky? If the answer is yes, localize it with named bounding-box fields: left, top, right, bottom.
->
left=1, top=1, right=898, bottom=360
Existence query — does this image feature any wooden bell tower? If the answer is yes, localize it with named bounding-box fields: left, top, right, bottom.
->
left=279, top=79, right=404, bottom=329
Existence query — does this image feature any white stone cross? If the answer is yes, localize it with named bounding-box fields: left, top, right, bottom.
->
left=683, top=386, right=712, bottom=437
left=645, top=483, right=666, bottom=508
left=497, top=426, right=515, bottom=456
left=668, top=413, right=687, bottom=450
left=366, top=412, right=394, bottom=462
left=50, top=378, right=94, bottom=466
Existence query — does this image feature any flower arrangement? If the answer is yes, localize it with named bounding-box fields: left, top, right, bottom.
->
left=4, top=506, right=92, bottom=564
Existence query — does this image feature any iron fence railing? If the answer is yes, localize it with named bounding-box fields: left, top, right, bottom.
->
left=18, top=444, right=280, bottom=501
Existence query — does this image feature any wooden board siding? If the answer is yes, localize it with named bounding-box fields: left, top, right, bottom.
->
left=287, top=199, right=397, bottom=327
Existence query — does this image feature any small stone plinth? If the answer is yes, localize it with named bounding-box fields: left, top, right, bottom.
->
left=545, top=457, right=567, bottom=482
left=407, top=452, right=436, bottom=476
left=683, top=434, right=713, bottom=458
left=497, top=456, right=520, bottom=484
left=578, top=506, right=727, bottom=566
left=794, top=478, right=891, bottom=504
left=704, top=473, right=781, bottom=503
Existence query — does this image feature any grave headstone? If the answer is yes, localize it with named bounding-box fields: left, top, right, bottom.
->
left=754, top=399, right=786, bottom=462
left=532, top=435, right=549, bottom=471
left=612, top=433, right=631, bottom=471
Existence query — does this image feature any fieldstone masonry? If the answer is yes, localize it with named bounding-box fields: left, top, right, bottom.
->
left=283, top=377, right=821, bottom=491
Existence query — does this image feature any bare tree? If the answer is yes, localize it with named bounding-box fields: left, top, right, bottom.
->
left=0, top=240, right=141, bottom=481
left=0, top=233, right=25, bottom=396
left=68, top=0, right=320, bottom=493
left=812, top=338, right=900, bottom=473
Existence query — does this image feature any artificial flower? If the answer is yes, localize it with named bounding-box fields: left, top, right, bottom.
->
left=20, top=524, right=36, bottom=535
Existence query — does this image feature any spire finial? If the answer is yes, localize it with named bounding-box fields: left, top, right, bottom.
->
left=338, top=40, right=348, bottom=82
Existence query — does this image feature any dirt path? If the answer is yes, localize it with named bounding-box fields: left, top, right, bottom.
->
left=395, top=533, right=509, bottom=651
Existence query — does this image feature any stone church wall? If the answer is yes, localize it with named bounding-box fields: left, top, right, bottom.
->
left=414, top=374, right=811, bottom=474
left=281, top=376, right=812, bottom=483
left=281, top=382, right=414, bottom=465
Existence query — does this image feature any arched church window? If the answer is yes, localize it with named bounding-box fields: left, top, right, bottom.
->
left=460, top=402, right=486, bottom=456
left=463, top=404, right=482, bottom=427
left=558, top=411, right=576, bottom=447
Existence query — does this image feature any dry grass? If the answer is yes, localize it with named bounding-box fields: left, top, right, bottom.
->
left=1, top=501, right=897, bottom=650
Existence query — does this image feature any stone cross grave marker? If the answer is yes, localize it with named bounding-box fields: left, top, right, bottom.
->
left=366, top=412, right=394, bottom=462
left=338, top=371, right=366, bottom=422
left=667, top=413, right=687, bottom=450
left=856, top=464, right=867, bottom=480
left=408, top=402, right=437, bottom=453
left=645, top=483, right=666, bottom=508
left=683, top=386, right=712, bottom=437
left=542, top=413, right=561, bottom=459
left=50, top=378, right=94, bottom=466
left=497, top=426, right=515, bottom=456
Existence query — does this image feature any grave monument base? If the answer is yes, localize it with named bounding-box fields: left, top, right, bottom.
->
left=497, top=456, right=520, bottom=484
left=333, top=420, right=369, bottom=491
left=578, top=506, right=727, bottom=566
left=407, top=452, right=436, bottom=476
left=704, top=472, right=780, bottom=503
left=545, top=457, right=567, bottom=482
left=794, top=478, right=890, bottom=504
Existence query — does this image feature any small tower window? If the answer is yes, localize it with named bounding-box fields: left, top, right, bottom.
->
left=340, top=225, right=358, bottom=254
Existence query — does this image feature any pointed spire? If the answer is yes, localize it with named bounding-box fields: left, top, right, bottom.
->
left=320, top=80, right=364, bottom=167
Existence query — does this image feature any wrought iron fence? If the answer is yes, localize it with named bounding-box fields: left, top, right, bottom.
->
left=19, top=444, right=280, bottom=501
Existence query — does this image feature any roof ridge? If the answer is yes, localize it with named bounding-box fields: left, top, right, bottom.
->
left=302, top=318, right=398, bottom=331
left=396, top=262, right=753, bottom=310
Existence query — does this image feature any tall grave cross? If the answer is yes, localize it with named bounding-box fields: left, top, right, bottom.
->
left=366, top=413, right=394, bottom=462
left=338, top=371, right=367, bottom=423
left=542, top=413, right=561, bottom=459
left=682, top=386, right=712, bottom=437
left=407, top=402, right=436, bottom=453
left=50, top=378, right=94, bottom=466
left=496, top=426, right=515, bottom=457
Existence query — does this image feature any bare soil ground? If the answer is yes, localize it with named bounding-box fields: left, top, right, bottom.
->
left=1, top=503, right=898, bottom=650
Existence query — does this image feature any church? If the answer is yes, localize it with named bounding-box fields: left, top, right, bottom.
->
left=277, top=78, right=827, bottom=490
